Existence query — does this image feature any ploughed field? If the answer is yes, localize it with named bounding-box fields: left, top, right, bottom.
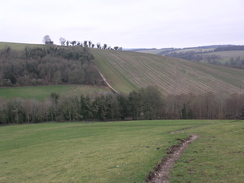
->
left=0, top=120, right=243, bottom=183
left=91, top=49, right=244, bottom=95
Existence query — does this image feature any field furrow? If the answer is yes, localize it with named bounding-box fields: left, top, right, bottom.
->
left=91, top=49, right=244, bottom=95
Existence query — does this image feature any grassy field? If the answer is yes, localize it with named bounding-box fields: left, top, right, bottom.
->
left=170, top=120, right=244, bottom=183
left=0, top=85, right=111, bottom=101
left=202, top=50, right=244, bottom=58
left=0, top=42, right=43, bottom=50
left=91, top=49, right=244, bottom=95
left=0, top=120, right=243, bottom=183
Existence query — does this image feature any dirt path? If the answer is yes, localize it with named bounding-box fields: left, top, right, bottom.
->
left=95, top=66, right=121, bottom=95
left=146, top=134, right=199, bottom=183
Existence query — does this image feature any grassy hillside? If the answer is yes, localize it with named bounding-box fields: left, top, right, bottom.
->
left=1, top=42, right=243, bottom=95
left=91, top=49, right=244, bottom=95
left=0, top=85, right=111, bottom=101
left=91, top=49, right=138, bottom=94
left=0, top=42, right=43, bottom=50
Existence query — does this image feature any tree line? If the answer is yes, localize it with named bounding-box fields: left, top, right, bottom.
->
left=43, top=35, right=122, bottom=50
left=1, top=86, right=243, bottom=125
left=0, top=45, right=104, bottom=86
left=214, top=45, right=244, bottom=51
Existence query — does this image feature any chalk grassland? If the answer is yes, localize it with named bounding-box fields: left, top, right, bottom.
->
left=0, top=120, right=243, bottom=183
left=91, top=49, right=244, bottom=95
left=91, top=49, right=138, bottom=94
left=0, top=42, right=43, bottom=50
left=0, top=85, right=111, bottom=101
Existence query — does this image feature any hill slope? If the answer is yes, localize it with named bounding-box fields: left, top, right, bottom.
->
left=91, top=49, right=244, bottom=95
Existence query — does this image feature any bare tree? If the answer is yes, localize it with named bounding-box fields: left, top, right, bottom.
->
left=97, top=43, right=101, bottom=49
left=88, top=41, right=92, bottom=48
left=103, top=44, right=107, bottom=49
left=71, top=41, right=76, bottom=46
left=84, top=41, right=88, bottom=47
left=59, top=37, right=66, bottom=46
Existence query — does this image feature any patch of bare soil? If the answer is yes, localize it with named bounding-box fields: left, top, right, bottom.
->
left=146, top=134, right=199, bottom=183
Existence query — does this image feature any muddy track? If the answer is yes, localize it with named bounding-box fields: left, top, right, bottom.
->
left=146, top=134, right=199, bottom=183
left=95, top=66, right=121, bottom=95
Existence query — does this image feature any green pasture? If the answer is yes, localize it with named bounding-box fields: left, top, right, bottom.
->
left=0, top=85, right=111, bottom=101
left=170, top=120, right=244, bottom=183
left=0, top=42, right=43, bottom=50
left=0, top=120, right=243, bottom=183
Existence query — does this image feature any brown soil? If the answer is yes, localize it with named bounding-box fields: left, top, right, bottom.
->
left=146, top=134, right=199, bottom=183
left=95, top=66, right=121, bottom=95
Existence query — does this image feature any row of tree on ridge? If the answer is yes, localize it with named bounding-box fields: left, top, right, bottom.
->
left=43, top=35, right=122, bottom=50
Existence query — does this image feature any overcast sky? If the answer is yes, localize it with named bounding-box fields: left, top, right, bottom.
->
left=1, top=0, right=244, bottom=48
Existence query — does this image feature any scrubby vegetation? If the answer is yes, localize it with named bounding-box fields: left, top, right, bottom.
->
left=1, top=86, right=243, bottom=124
left=0, top=45, right=104, bottom=86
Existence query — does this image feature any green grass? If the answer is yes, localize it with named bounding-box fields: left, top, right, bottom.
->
left=0, top=85, right=111, bottom=101
left=170, top=120, right=244, bottom=183
left=0, top=120, right=209, bottom=183
left=91, top=49, right=139, bottom=94
left=0, top=120, right=243, bottom=183
left=0, top=42, right=43, bottom=50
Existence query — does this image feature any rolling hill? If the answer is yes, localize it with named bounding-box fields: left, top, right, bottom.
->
left=91, top=49, right=244, bottom=95
left=1, top=41, right=244, bottom=96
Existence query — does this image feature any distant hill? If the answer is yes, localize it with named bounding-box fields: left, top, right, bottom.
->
left=133, top=45, right=244, bottom=69
left=91, top=49, right=244, bottom=95
left=129, top=45, right=234, bottom=55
